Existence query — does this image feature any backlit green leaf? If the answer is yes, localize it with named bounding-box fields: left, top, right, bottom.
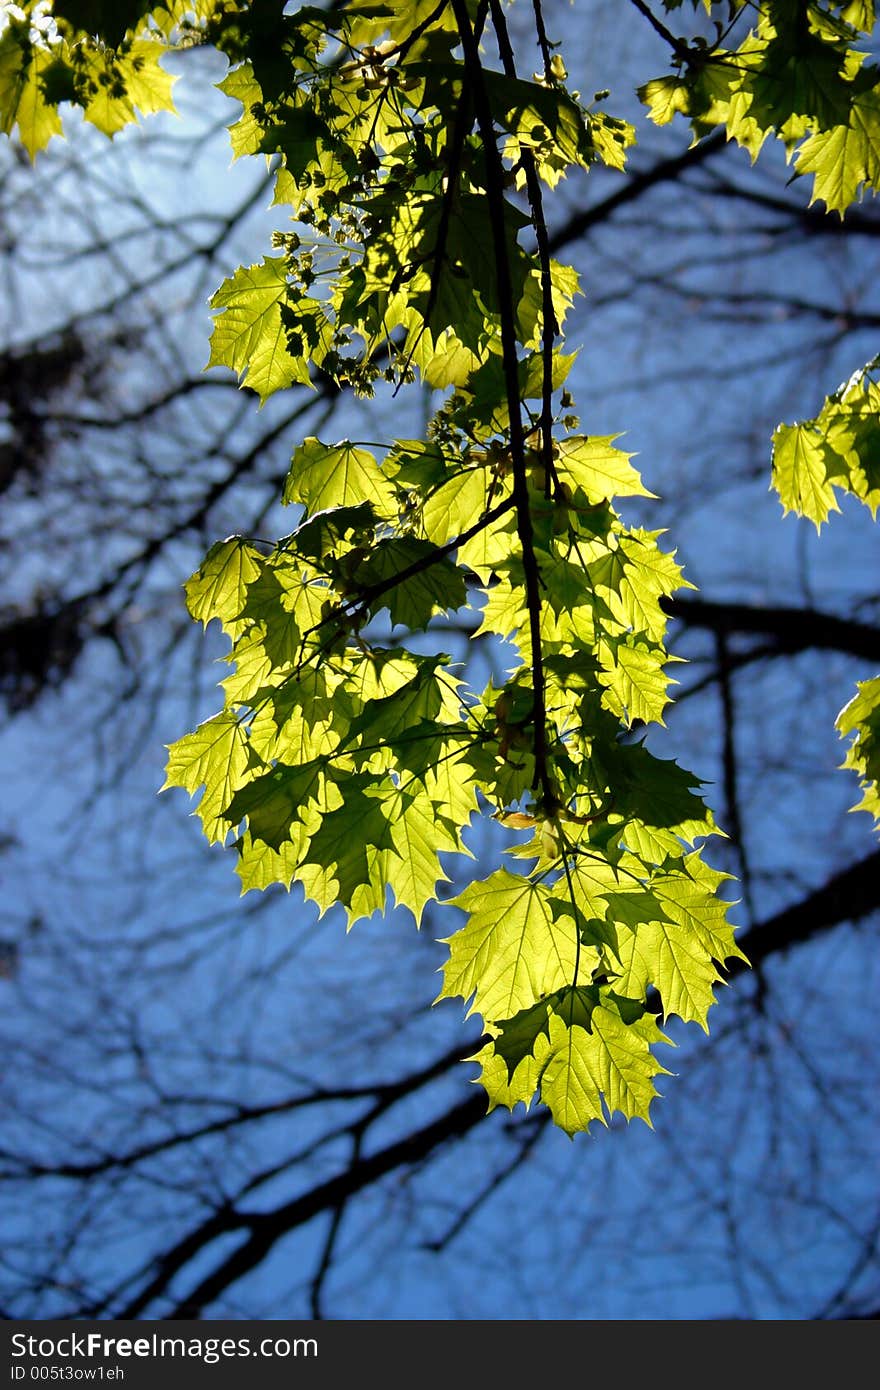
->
left=837, top=676, right=880, bottom=826
left=439, top=869, right=582, bottom=1023
left=208, top=257, right=313, bottom=401
left=283, top=438, right=397, bottom=517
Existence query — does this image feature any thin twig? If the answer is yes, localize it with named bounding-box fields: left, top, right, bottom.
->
left=627, top=0, right=690, bottom=62
left=716, top=630, right=756, bottom=926
left=297, top=493, right=517, bottom=651
left=531, top=0, right=554, bottom=81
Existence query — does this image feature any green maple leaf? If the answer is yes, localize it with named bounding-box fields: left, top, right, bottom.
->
left=223, top=760, right=325, bottom=851
left=385, top=786, right=452, bottom=924
left=603, top=742, right=718, bottom=847
left=453, top=349, right=575, bottom=437
left=469, top=1037, right=543, bottom=1114
left=494, top=989, right=579, bottom=1077
left=775, top=361, right=880, bottom=523
left=0, top=30, right=62, bottom=159
left=407, top=328, right=480, bottom=390
left=81, top=40, right=176, bottom=136
left=353, top=538, right=467, bottom=627
left=747, top=33, right=854, bottom=134
left=217, top=62, right=266, bottom=159
left=517, top=262, right=581, bottom=346
left=163, top=711, right=251, bottom=845
left=794, top=85, right=880, bottom=214
left=597, top=639, right=677, bottom=726
left=208, top=257, right=313, bottom=401
left=638, top=74, right=691, bottom=126
left=184, top=537, right=264, bottom=632
left=421, top=467, right=497, bottom=547
left=467, top=1034, right=542, bottom=1117
left=456, top=505, right=517, bottom=581
left=288, top=501, right=378, bottom=561
left=591, top=530, right=690, bottom=642
left=422, top=752, right=480, bottom=851
left=234, top=568, right=304, bottom=668
left=484, top=69, right=594, bottom=170
left=341, top=662, right=444, bottom=748
left=439, top=869, right=581, bottom=1024
left=468, top=989, right=588, bottom=1116
left=475, top=985, right=672, bottom=1132
left=535, top=1000, right=671, bottom=1135
left=640, top=42, right=767, bottom=159
left=236, top=831, right=301, bottom=895
left=613, top=916, right=725, bottom=1030
left=474, top=572, right=526, bottom=643
left=589, top=110, right=637, bottom=170
left=837, top=675, right=880, bottom=825
left=383, top=719, right=449, bottom=780
left=303, top=776, right=396, bottom=920
left=246, top=675, right=337, bottom=765
left=283, top=438, right=397, bottom=517
left=772, top=421, right=840, bottom=529
left=566, top=852, right=630, bottom=919
left=556, top=436, right=654, bottom=503
left=52, top=2, right=154, bottom=45
left=414, top=190, right=530, bottom=346
left=650, top=854, right=747, bottom=972
left=258, top=103, right=326, bottom=181
left=841, top=1, right=876, bottom=28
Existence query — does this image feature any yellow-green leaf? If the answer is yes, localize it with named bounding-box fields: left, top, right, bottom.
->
left=208, top=257, right=312, bottom=401
left=184, top=537, right=264, bottom=633
left=163, top=711, right=251, bottom=845
left=283, top=438, right=397, bottom=517
left=556, top=435, right=654, bottom=503
left=0, top=31, right=62, bottom=159
left=771, top=421, right=840, bottom=529
left=439, top=869, right=581, bottom=1023
left=81, top=40, right=176, bottom=136
left=837, top=675, right=880, bottom=826
left=536, top=1004, right=671, bottom=1135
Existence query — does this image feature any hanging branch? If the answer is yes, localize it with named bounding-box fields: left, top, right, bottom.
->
left=489, top=0, right=562, bottom=506
left=451, top=0, right=555, bottom=809
left=14, top=0, right=761, bottom=1140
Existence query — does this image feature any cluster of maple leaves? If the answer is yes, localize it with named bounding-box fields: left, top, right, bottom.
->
left=2, top=0, right=877, bottom=1134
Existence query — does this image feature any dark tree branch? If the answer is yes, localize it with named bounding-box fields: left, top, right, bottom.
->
left=94, top=843, right=880, bottom=1320
left=731, top=846, right=880, bottom=978
left=697, top=168, right=880, bottom=238
left=299, top=494, right=517, bottom=652
left=308, top=1179, right=350, bottom=1319
left=547, top=133, right=728, bottom=256
left=627, top=0, right=690, bottom=61
left=664, top=596, right=880, bottom=665
left=2, top=1038, right=478, bottom=1185
left=160, top=1093, right=489, bottom=1319
left=531, top=0, right=553, bottom=81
